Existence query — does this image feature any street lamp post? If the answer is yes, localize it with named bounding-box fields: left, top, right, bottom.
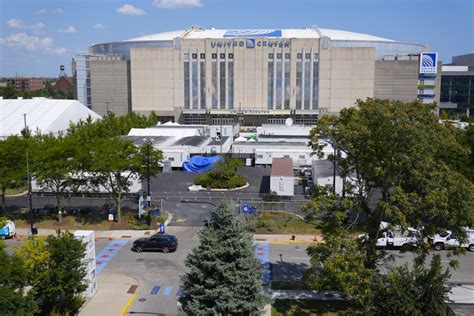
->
left=23, top=114, right=34, bottom=233
left=142, top=138, right=155, bottom=198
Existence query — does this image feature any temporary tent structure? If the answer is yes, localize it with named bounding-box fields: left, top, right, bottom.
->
left=0, top=97, right=101, bottom=138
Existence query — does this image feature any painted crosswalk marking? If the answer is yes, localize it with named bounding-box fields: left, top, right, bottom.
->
left=95, top=240, right=128, bottom=274
left=255, top=242, right=270, bottom=282
left=163, top=286, right=173, bottom=296
left=150, top=286, right=161, bottom=295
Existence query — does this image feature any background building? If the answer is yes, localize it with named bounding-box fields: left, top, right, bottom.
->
left=440, top=53, right=474, bottom=117
left=76, top=27, right=439, bottom=125
left=6, top=76, right=44, bottom=92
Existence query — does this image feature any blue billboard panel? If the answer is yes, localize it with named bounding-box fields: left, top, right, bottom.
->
left=224, top=29, right=282, bottom=38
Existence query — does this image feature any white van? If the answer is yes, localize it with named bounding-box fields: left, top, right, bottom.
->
left=429, top=229, right=474, bottom=251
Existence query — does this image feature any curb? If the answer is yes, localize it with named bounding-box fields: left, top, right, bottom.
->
left=163, top=211, right=173, bottom=226
left=5, top=191, right=28, bottom=197
left=208, top=182, right=250, bottom=192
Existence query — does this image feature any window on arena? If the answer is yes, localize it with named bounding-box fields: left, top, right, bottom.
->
left=268, top=61, right=274, bottom=109
left=184, top=61, right=190, bottom=109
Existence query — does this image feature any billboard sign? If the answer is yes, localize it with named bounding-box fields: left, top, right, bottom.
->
left=419, top=52, right=438, bottom=74
left=224, top=29, right=282, bottom=38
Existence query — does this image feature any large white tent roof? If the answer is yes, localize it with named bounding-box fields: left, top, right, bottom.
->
left=0, top=98, right=102, bottom=138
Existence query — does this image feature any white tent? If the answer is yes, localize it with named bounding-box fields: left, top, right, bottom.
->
left=0, top=97, right=101, bottom=138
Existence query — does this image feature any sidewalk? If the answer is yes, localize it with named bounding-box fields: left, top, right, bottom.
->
left=15, top=227, right=321, bottom=245
left=80, top=274, right=138, bottom=316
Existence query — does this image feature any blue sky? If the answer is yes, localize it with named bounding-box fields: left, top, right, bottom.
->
left=1, top=0, right=473, bottom=77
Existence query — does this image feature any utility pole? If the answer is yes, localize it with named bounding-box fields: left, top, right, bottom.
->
left=105, top=101, right=110, bottom=114
left=333, top=144, right=337, bottom=196
left=23, top=114, right=34, bottom=233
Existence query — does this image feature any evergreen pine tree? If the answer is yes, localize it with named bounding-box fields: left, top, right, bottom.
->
left=179, top=203, right=267, bottom=315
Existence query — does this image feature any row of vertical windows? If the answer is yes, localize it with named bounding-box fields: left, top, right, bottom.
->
left=191, top=62, right=198, bottom=109
left=200, top=61, right=206, bottom=108
left=212, top=61, right=218, bottom=109
left=267, top=61, right=274, bottom=109
left=228, top=62, right=234, bottom=109
left=295, top=59, right=319, bottom=110
left=184, top=62, right=190, bottom=109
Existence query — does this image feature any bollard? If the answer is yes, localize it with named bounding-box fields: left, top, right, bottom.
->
left=291, top=235, right=296, bottom=241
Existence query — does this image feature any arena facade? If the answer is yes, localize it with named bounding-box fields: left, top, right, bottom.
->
left=73, top=27, right=440, bottom=125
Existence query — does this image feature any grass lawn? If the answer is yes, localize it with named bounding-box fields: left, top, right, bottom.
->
left=11, top=210, right=168, bottom=231
left=5, top=185, right=28, bottom=195
left=272, top=299, right=359, bottom=316
left=253, top=212, right=321, bottom=234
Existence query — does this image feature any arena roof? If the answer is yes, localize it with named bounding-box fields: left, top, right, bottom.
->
left=0, top=98, right=101, bottom=138
left=125, top=28, right=394, bottom=43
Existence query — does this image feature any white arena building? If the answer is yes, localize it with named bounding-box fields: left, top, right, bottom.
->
left=73, top=27, right=440, bottom=125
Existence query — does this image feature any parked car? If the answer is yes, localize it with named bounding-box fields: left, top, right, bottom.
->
left=429, top=229, right=474, bottom=251
left=0, top=220, right=16, bottom=240
left=132, top=234, right=178, bottom=253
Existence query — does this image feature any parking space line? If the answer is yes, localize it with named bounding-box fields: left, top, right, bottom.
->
left=150, top=286, right=161, bottom=295
left=163, top=286, right=173, bottom=296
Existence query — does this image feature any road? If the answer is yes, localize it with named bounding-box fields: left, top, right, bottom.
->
left=4, top=231, right=474, bottom=315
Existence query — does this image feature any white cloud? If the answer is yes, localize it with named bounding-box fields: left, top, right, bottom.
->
left=94, top=23, right=106, bottom=29
left=7, top=19, right=45, bottom=33
left=0, top=32, right=67, bottom=55
left=36, top=8, right=63, bottom=15
left=153, top=0, right=203, bottom=8
left=57, top=26, right=77, bottom=33
left=116, top=4, right=146, bottom=15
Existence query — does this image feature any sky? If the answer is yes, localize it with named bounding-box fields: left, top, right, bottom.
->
left=0, top=0, right=473, bottom=77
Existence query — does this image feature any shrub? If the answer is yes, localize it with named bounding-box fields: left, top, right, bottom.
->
left=194, top=158, right=247, bottom=189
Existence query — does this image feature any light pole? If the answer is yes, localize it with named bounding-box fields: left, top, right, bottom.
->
left=142, top=138, right=155, bottom=198
left=23, top=114, right=34, bottom=233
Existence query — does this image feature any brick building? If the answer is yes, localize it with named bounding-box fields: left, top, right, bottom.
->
left=53, top=76, right=74, bottom=95
left=6, top=76, right=44, bottom=92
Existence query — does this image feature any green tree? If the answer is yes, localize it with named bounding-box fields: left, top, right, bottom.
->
left=85, top=137, right=163, bottom=222
left=33, top=231, right=86, bottom=315
left=305, top=99, right=474, bottom=313
left=32, top=135, right=76, bottom=223
left=14, top=237, right=50, bottom=284
left=371, top=255, right=450, bottom=316
left=0, top=243, right=39, bottom=315
left=179, top=203, right=268, bottom=315
left=0, top=136, right=26, bottom=214
left=0, top=84, right=17, bottom=98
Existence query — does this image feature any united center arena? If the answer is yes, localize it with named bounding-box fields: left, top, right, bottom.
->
left=73, top=27, right=440, bottom=125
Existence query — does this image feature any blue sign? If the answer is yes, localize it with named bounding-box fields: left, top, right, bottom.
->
left=242, top=204, right=257, bottom=215
left=159, top=223, right=165, bottom=234
left=246, top=39, right=255, bottom=48
left=149, top=208, right=160, bottom=216
left=224, top=29, right=282, bottom=38
left=420, top=52, right=438, bottom=74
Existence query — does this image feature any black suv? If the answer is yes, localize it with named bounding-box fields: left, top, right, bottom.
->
left=132, top=234, right=178, bottom=253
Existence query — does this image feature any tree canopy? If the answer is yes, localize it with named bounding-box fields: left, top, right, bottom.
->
left=305, top=99, right=474, bottom=313
left=179, top=203, right=267, bottom=315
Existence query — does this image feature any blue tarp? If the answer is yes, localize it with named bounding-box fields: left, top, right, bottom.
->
left=183, top=155, right=222, bottom=172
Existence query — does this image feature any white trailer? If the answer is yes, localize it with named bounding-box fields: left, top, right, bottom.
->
left=74, top=230, right=97, bottom=297
left=429, top=229, right=474, bottom=251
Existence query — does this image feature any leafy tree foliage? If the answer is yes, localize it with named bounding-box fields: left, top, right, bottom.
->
left=305, top=99, right=474, bottom=313
left=0, top=243, right=39, bottom=315
left=0, top=81, right=73, bottom=100
left=85, top=137, right=163, bottom=222
left=179, top=203, right=267, bottom=315
left=32, top=231, right=87, bottom=315
left=0, top=136, right=26, bottom=214
left=371, top=254, right=450, bottom=316
left=32, top=135, right=77, bottom=223
left=14, top=237, right=50, bottom=284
